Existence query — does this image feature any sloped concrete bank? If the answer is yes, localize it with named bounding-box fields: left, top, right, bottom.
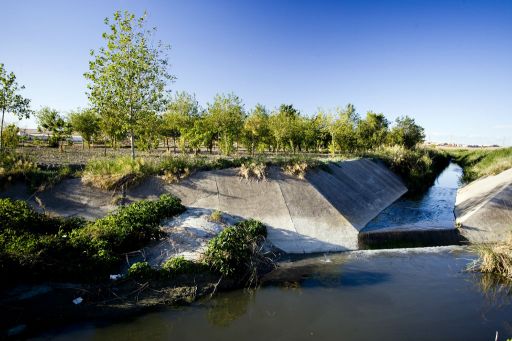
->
left=1, top=158, right=408, bottom=253
left=455, top=168, right=512, bottom=243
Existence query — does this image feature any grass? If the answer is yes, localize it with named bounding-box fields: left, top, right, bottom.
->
left=0, top=151, right=78, bottom=192
left=449, top=147, right=512, bottom=183
left=81, top=156, right=154, bottom=190
left=0, top=194, right=185, bottom=286
left=470, top=242, right=512, bottom=286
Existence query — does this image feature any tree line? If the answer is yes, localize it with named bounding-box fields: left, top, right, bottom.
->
left=0, top=10, right=425, bottom=157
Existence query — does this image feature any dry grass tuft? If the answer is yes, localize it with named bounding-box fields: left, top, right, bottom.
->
left=238, top=162, right=267, bottom=181
left=282, top=161, right=309, bottom=179
left=208, top=210, right=224, bottom=223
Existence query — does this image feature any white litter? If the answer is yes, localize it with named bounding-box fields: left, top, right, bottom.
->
left=110, top=274, right=122, bottom=280
left=72, top=297, right=83, bottom=305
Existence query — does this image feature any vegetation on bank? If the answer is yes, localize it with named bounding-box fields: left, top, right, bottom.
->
left=471, top=237, right=512, bottom=282
left=0, top=194, right=185, bottom=286
left=449, top=147, right=512, bottom=183
left=126, top=219, right=270, bottom=285
left=368, top=146, right=450, bottom=194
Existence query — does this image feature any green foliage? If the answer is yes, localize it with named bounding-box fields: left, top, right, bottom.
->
left=388, top=116, right=425, bottom=149
left=84, top=10, right=174, bottom=159
left=0, top=194, right=184, bottom=286
left=1, top=124, right=19, bottom=149
left=36, top=107, right=72, bottom=149
left=73, top=194, right=185, bottom=255
left=356, top=111, right=389, bottom=150
left=242, top=104, right=270, bottom=155
left=0, top=63, right=32, bottom=151
left=69, top=108, right=100, bottom=148
left=0, top=152, right=38, bottom=183
left=204, top=219, right=267, bottom=277
left=128, top=261, right=157, bottom=280
left=82, top=156, right=154, bottom=190
left=208, top=93, right=245, bottom=155
left=371, top=146, right=449, bottom=194
left=449, top=147, right=512, bottom=183
left=162, top=256, right=206, bottom=276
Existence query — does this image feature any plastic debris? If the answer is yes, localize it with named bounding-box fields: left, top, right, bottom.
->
left=110, top=274, right=122, bottom=280
left=72, top=297, right=83, bottom=305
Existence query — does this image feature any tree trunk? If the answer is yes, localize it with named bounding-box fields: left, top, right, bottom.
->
left=0, top=108, right=5, bottom=151
left=130, top=131, right=135, bottom=160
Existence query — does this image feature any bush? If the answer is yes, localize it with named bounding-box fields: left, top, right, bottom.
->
left=71, top=194, right=185, bottom=255
left=82, top=156, right=154, bottom=190
left=203, top=219, right=267, bottom=277
left=162, top=256, right=206, bottom=276
left=128, top=261, right=157, bottom=280
left=0, top=194, right=185, bottom=286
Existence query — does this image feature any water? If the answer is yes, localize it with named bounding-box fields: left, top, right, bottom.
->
left=40, top=248, right=512, bottom=341
left=363, top=163, right=463, bottom=231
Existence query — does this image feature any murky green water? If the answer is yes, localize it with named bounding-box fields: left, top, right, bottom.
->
left=39, top=248, right=512, bottom=341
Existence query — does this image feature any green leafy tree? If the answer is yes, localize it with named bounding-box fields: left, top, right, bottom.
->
left=356, top=111, right=389, bottom=150
left=0, top=63, right=32, bottom=151
left=389, top=116, right=425, bottom=149
left=242, top=104, right=270, bottom=155
left=208, top=93, right=245, bottom=155
left=269, top=104, right=302, bottom=153
left=1, top=124, right=20, bottom=149
left=69, top=108, right=100, bottom=149
left=332, top=103, right=360, bottom=154
left=84, top=10, right=174, bottom=159
left=162, top=91, right=199, bottom=153
left=37, top=107, right=72, bottom=150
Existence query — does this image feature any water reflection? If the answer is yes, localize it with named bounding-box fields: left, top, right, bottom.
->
left=41, top=248, right=512, bottom=341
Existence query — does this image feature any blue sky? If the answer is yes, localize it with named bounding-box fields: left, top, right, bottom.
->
left=2, top=0, right=511, bottom=145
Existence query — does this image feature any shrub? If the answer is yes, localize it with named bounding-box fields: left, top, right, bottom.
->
left=82, top=156, right=154, bottom=190
left=203, top=219, right=267, bottom=277
left=162, top=256, right=206, bottom=276
left=159, top=156, right=192, bottom=183
left=0, top=194, right=185, bottom=286
left=209, top=210, right=223, bottom=223
left=128, top=261, right=157, bottom=280
left=72, top=194, right=185, bottom=255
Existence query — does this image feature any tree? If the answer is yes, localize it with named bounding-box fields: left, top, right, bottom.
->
left=0, top=63, right=32, bottom=151
left=356, top=111, right=389, bottom=150
left=389, top=116, right=425, bottom=149
left=1, top=124, right=19, bottom=149
left=208, top=93, right=245, bottom=155
left=242, top=104, right=270, bottom=155
left=37, top=107, right=72, bottom=150
left=84, top=10, right=174, bottom=159
left=162, top=91, right=199, bottom=153
left=69, top=108, right=100, bottom=149
left=332, top=103, right=360, bottom=154
left=269, top=104, right=302, bottom=153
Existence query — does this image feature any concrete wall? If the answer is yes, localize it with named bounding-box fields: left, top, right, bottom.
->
left=455, top=168, right=512, bottom=243
left=135, top=158, right=407, bottom=253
